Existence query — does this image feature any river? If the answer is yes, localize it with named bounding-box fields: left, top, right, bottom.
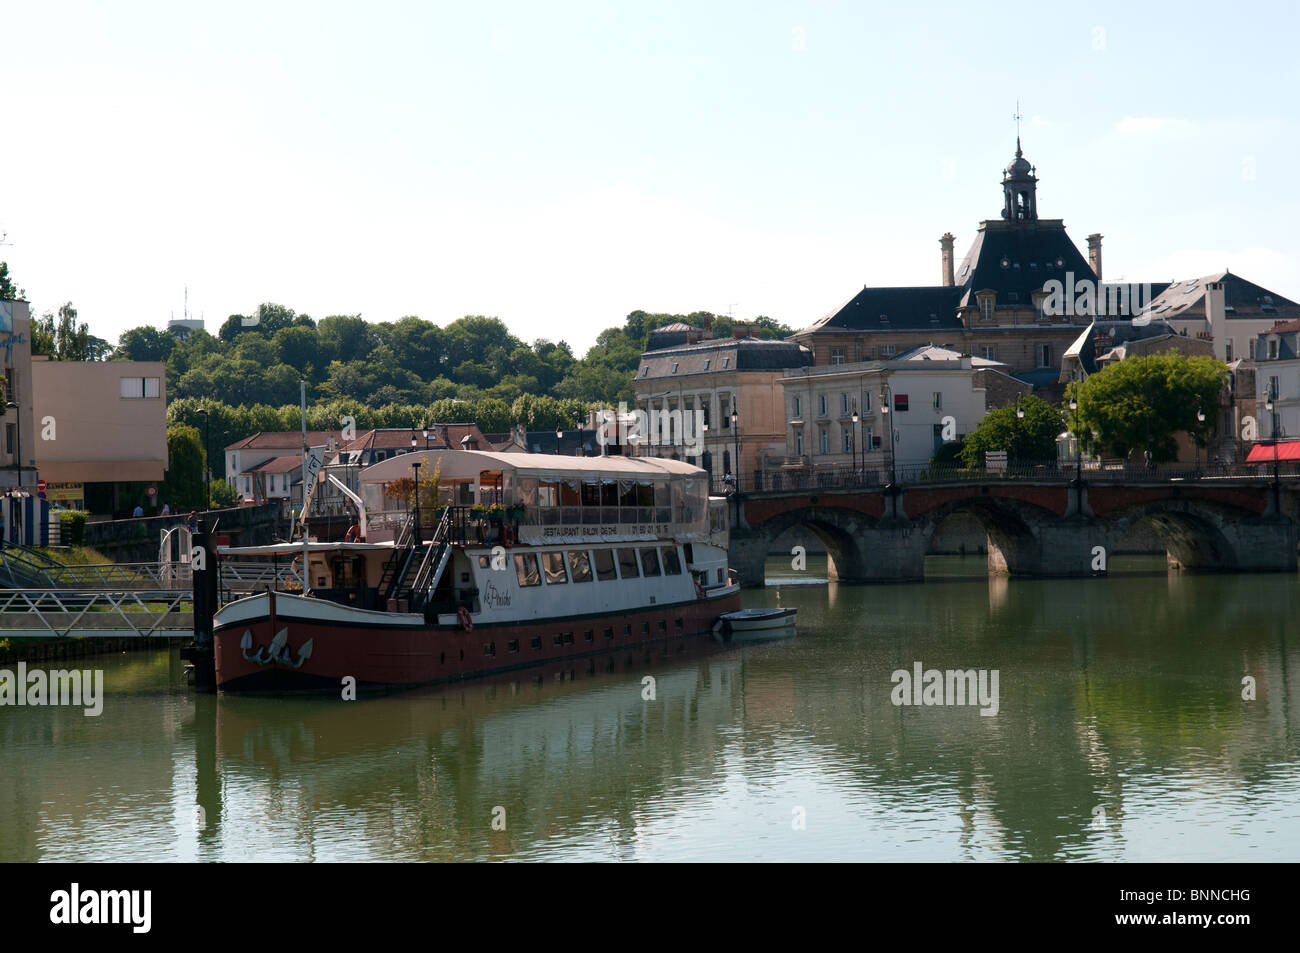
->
left=2, top=555, right=1297, bottom=861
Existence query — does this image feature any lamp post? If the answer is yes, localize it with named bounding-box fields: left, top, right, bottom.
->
left=1195, top=407, right=1205, bottom=475
left=1014, top=397, right=1025, bottom=471
left=1266, top=396, right=1279, bottom=486
left=851, top=402, right=861, bottom=484
left=411, top=453, right=423, bottom=546
left=730, top=409, right=740, bottom=492
left=1068, top=398, right=1081, bottom=483
left=196, top=407, right=211, bottom=510
left=880, top=385, right=896, bottom=486
left=554, top=420, right=564, bottom=455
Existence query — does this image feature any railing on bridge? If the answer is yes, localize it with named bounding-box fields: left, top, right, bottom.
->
left=715, top=461, right=1300, bottom=495
left=0, top=590, right=194, bottom=638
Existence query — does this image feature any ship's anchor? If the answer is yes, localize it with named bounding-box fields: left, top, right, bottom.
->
left=240, top=628, right=314, bottom=668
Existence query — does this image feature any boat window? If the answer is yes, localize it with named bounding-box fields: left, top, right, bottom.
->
left=538, top=481, right=560, bottom=507
left=580, top=481, right=602, bottom=506
left=593, top=549, right=617, bottom=581
left=508, top=640, right=519, bottom=653
left=640, top=548, right=662, bottom=577
left=604, top=627, right=615, bottom=640
left=514, top=554, right=541, bottom=587
left=600, top=480, right=618, bottom=506
left=624, top=624, right=632, bottom=637
left=542, top=551, right=568, bottom=584
left=567, top=550, right=593, bottom=583
left=584, top=630, right=594, bottom=642
left=617, top=548, right=640, bottom=578
left=660, top=547, right=682, bottom=575
left=531, top=636, right=542, bottom=650
left=477, top=555, right=490, bottom=568
left=560, top=479, right=581, bottom=507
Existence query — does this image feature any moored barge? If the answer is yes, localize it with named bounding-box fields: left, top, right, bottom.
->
left=213, top=449, right=740, bottom=693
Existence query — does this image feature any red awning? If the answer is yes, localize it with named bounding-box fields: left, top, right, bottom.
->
left=1246, top=441, right=1300, bottom=463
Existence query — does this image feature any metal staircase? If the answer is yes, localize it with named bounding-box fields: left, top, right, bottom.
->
left=406, top=508, right=453, bottom=611
left=378, top=515, right=416, bottom=603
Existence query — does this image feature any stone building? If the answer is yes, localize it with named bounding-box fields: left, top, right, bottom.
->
left=633, top=324, right=814, bottom=485
left=1143, top=272, right=1300, bottom=365
left=791, top=138, right=1114, bottom=400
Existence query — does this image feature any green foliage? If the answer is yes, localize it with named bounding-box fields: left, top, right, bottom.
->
left=210, top=478, right=239, bottom=508
left=931, top=438, right=965, bottom=467
left=57, top=510, right=89, bottom=545
left=960, top=396, right=1062, bottom=467
left=163, top=423, right=206, bottom=510
left=1067, top=352, right=1227, bottom=463
left=31, top=302, right=111, bottom=360
left=0, top=261, right=23, bottom=300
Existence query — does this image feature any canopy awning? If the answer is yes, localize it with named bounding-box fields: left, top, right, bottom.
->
left=359, top=448, right=705, bottom=486
left=1245, top=441, right=1300, bottom=463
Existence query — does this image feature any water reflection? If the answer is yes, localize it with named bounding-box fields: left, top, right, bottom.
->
left=2, top=557, right=1297, bottom=861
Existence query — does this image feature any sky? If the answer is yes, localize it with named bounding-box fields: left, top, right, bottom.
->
left=1, top=0, right=1298, bottom=354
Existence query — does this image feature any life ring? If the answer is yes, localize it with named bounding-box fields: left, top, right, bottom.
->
left=458, top=606, right=473, bottom=631
left=694, top=579, right=706, bottom=600
left=344, top=524, right=360, bottom=542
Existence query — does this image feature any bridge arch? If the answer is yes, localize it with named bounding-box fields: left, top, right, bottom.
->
left=742, top=504, right=881, bottom=584
left=1104, top=499, right=1258, bottom=572
left=914, top=496, right=1062, bottom=576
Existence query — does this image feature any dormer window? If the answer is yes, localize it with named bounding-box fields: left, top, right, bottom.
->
left=640, top=367, right=648, bottom=377
left=978, top=295, right=995, bottom=322
left=703, top=360, right=710, bottom=371
left=722, top=357, right=730, bottom=369
left=671, top=362, right=679, bottom=374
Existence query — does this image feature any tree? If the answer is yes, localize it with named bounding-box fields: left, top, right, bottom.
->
left=960, top=395, right=1062, bottom=468
left=32, top=302, right=98, bottom=360
left=0, top=262, right=24, bottom=301
left=1068, top=351, right=1227, bottom=463
left=116, top=326, right=177, bottom=363
left=162, top=424, right=206, bottom=510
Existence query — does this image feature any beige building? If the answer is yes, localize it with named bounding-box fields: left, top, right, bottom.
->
left=1144, top=272, right=1300, bottom=364
left=31, top=358, right=168, bottom=512
left=633, top=325, right=814, bottom=485
left=0, top=300, right=38, bottom=493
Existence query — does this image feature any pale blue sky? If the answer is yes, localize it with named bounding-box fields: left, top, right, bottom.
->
left=1, top=0, right=1297, bottom=351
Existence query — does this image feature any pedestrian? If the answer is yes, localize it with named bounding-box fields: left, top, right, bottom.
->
left=161, top=501, right=171, bottom=516
left=132, top=503, right=144, bottom=518
left=187, top=510, right=198, bottom=532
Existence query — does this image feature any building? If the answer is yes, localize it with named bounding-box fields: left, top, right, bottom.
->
left=1145, top=272, right=1300, bottom=365
left=633, top=324, right=814, bottom=484
left=1059, top=318, right=1214, bottom=383
left=791, top=139, right=1117, bottom=398
left=1253, top=319, right=1300, bottom=442
left=493, top=425, right=602, bottom=455
left=226, top=431, right=338, bottom=502
left=772, top=347, right=1026, bottom=483
left=1, top=299, right=39, bottom=540
left=30, top=357, right=169, bottom=514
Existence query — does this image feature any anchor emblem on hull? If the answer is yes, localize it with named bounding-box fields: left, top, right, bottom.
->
left=240, top=628, right=314, bottom=668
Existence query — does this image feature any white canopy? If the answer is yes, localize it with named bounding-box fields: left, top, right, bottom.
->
left=359, top=449, right=705, bottom=486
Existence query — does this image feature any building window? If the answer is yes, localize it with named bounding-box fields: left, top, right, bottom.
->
left=1226, top=340, right=1233, bottom=362
left=820, top=429, right=829, bottom=454
left=880, top=345, right=896, bottom=359
left=1269, top=339, right=1279, bottom=360
left=795, top=430, right=803, bottom=456
left=120, top=377, right=161, bottom=398
left=721, top=398, right=731, bottom=428
left=862, top=392, right=871, bottom=413
left=831, top=348, right=845, bottom=365
left=818, top=395, right=827, bottom=417
left=671, top=362, right=679, bottom=374
left=980, top=345, right=997, bottom=360
left=979, top=297, right=994, bottom=322
left=722, top=357, right=730, bottom=369
left=792, top=396, right=801, bottom=418
left=933, top=392, right=942, bottom=411
left=842, top=430, right=852, bottom=453
left=841, top=393, right=850, bottom=416
left=641, top=367, right=648, bottom=377
left=1038, top=344, right=1051, bottom=367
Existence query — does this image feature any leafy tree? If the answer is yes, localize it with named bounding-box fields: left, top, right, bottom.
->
left=960, top=396, right=1062, bottom=467
left=1068, top=352, right=1227, bottom=463
left=163, top=424, right=206, bottom=510
left=0, top=262, right=24, bottom=300
left=116, top=326, right=177, bottom=363
left=31, top=302, right=102, bottom=360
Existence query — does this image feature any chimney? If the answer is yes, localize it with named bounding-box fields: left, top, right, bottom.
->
left=702, top=314, right=713, bottom=339
left=732, top=322, right=748, bottom=339
left=940, top=233, right=956, bottom=287
left=1205, top=280, right=1227, bottom=358
left=1087, top=234, right=1103, bottom=281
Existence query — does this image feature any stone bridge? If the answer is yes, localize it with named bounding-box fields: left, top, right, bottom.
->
left=729, top=478, right=1299, bottom=586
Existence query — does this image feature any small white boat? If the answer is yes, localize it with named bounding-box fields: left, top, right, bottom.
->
left=714, top=607, right=797, bottom=642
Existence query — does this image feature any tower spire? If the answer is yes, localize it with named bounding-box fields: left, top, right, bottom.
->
left=1013, top=99, right=1023, bottom=156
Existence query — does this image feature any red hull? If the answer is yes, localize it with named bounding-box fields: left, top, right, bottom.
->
left=214, top=591, right=742, bottom=694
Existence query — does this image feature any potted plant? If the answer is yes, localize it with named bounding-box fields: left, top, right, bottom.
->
left=505, top=503, right=525, bottom=522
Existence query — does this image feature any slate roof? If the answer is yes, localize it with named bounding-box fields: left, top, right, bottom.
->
left=227, top=431, right=335, bottom=451
left=638, top=336, right=813, bottom=380
left=954, top=220, right=1096, bottom=308
left=1142, top=271, right=1300, bottom=321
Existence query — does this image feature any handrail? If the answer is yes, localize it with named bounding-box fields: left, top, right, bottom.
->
left=0, top=589, right=194, bottom=638
left=409, top=507, right=453, bottom=608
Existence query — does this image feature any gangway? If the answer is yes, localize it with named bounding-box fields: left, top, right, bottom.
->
left=0, top=590, right=194, bottom=639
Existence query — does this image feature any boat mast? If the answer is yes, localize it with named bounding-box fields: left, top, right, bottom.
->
left=300, top=380, right=311, bottom=596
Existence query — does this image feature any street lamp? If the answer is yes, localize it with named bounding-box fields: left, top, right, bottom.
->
left=1195, top=407, right=1206, bottom=475
left=1068, top=398, right=1081, bottom=482
left=1266, top=396, right=1279, bottom=486
left=880, top=385, right=896, bottom=486
left=730, top=409, right=740, bottom=492
left=554, top=420, right=564, bottom=455
left=195, top=407, right=211, bottom=510
left=411, top=457, right=423, bottom=545
left=851, top=402, right=861, bottom=483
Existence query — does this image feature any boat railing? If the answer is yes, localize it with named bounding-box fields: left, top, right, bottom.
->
left=409, top=508, right=453, bottom=609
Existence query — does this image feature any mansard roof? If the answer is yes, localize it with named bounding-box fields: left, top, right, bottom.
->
left=1142, top=271, right=1300, bottom=321
left=954, top=220, right=1095, bottom=308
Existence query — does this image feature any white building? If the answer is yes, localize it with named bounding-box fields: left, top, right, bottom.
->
left=772, top=346, right=1022, bottom=482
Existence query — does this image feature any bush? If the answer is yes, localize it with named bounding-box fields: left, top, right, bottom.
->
left=58, top=510, right=89, bottom=545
